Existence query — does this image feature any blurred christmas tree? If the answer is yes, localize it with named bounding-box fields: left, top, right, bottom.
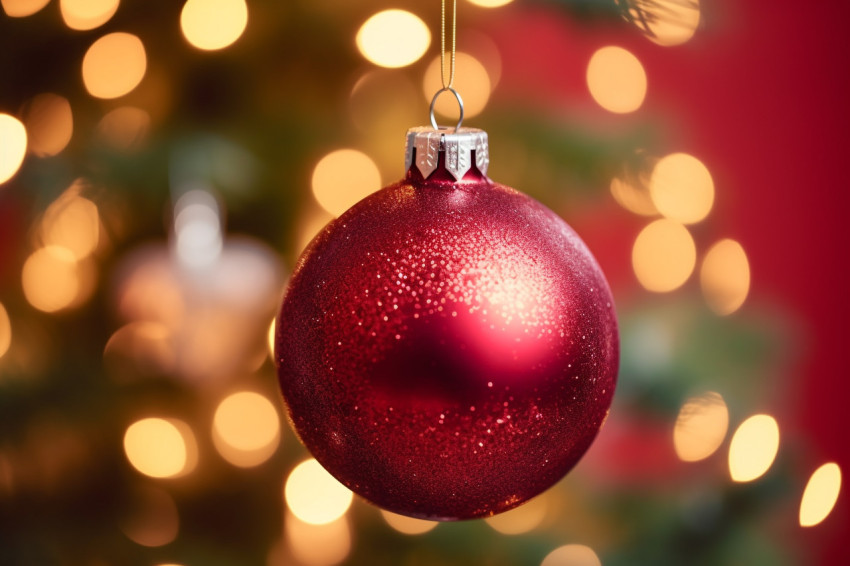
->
left=0, top=1, right=844, bottom=565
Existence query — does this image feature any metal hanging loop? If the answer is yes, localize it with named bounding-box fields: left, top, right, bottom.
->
left=429, top=87, right=464, bottom=132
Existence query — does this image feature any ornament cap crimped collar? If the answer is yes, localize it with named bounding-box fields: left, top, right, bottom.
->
left=405, top=126, right=490, bottom=181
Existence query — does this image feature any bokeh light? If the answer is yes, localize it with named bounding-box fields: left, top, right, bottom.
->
left=0, top=113, right=27, bottom=185
left=284, top=458, right=353, bottom=525
left=0, top=302, right=11, bottom=360
left=649, top=152, right=714, bottom=224
left=173, top=189, right=223, bottom=268
left=799, top=462, right=842, bottom=527
left=349, top=70, right=420, bottom=135
left=212, top=391, right=280, bottom=468
left=700, top=239, right=750, bottom=315
left=180, top=0, right=248, bottom=51
left=97, top=106, right=151, bottom=150
left=60, top=0, right=120, bottom=31
left=267, top=318, right=276, bottom=358
left=22, top=93, right=73, bottom=157
left=356, top=10, right=430, bottom=69
left=673, top=392, right=729, bottom=462
left=103, top=321, right=176, bottom=380
left=610, top=176, right=657, bottom=216
left=1, top=0, right=49, bottom=17
left=41, top=192, right=100, bottom=260
left=380, top=509, right=438, bottom=535
left=423, top=52, right=492, bottom=120
left=21, top=246, right=80, bottom=313
left=540, top=544, right=602, bottom=566
left=586, top=46, right=647, bottom=114
left=82, top=32, right=147, bottom=99
left=311, top=149, right=381, bottom=217
left=124, top=418, right=196, bottom=479
left=638, top=0, right=701, bottom=46
left=632, top=219, right=696, bottom=292
left=728, top=414, right=780, bottom=482
left=120, top=485, right=180, bottom=547
left=485, top=495, right=548, bottom=534
left=285, top=512, right=351, bottom=566
left=467, top=0, right=514, bottom=7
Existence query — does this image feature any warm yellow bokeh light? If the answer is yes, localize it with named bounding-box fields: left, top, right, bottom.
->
left=0, top=113, right=27, bottom=185
left=356, top=10, right=430, bottom=69
left=610, top=176, right=657, bottom=216
left=1, top=0, right=49, bottom=17
left=60, top=0, right=120, bottom=31
left=673, top=392, right=729, bottom=462
left=41, top=194, right=100, bottom=260
left=212, top=391, right=280, bottom=468
left=587, top=46, right=647, bottom=114
left=23, top=93, right=73, bottom=157
left=485, top=495, right=548, bottom=534
left=311, top=149, right=381, bottom=217
left=0, top=302, right=11, bottom=360
left=124, top=418, right=193, bottom=478
left=728, top=414, right=780, bottom=482
left=82, top=32, right=147, bottom=99
left=541, top=544, right=602, bottom=566
left=296, top=206, right=333, bottom=255
left=700, top=239, right=750, bottom=316
left=21, top=246, right=80, bottom=313
left=650, top=152, right=714, bottom=224
left=97, top=106, right=151, bottom=150
left=423, top=52, right=492, bottom=120
left=467, top=0, right=514, bottom=7
left=180, top=0, right=248, bottom=51
left=285, top=512, right=351, bottom=566
left=800, top=462, right=842, bottom=527
left=640, top=0, right=701, bottom=46
left=284, top=459, right=353, bottom=525
left=267, top=318, right=276, bottom=358
left=380, top=509, right=439, bottom=535
left=120, top=486, right=180, bottom=547
left=632, top=219, right=696, bottom=292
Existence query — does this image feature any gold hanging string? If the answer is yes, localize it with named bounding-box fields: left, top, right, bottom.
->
left=440, top=0, right=457, bottom=89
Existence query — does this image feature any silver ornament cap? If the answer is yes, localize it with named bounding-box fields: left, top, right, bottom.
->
left=404, top=126, right=490, bottom=181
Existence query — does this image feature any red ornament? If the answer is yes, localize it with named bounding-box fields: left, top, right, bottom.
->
left=276, top=128, right=618, bottom=520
